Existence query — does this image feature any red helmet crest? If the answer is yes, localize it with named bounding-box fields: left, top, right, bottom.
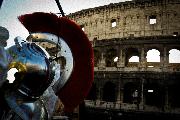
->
left=18, top=12, right=94, bottom=112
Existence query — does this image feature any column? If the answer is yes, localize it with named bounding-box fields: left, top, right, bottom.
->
left=96, top=86, right=102, bottom=106
left=164, top=87, right=169, bottom=112
left=117, top=81, right=121, bottom=102
left=120, top=87, right=124, bottom=109
left=117, top=49, right=125, bottom=70
left=139, top=47, right=146, bottom=71
left=160, top=52, right=164, bottom=70
left=139, top=78, right=145, bottom=110
left=116, top=75, right=122, bottom=109
left=163, top=47, right=169, bottom=71
left=98, top=52, right=106, bottom=69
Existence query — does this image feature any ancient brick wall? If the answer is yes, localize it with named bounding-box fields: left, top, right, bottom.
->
left=68, top=0, right=180, bottom=41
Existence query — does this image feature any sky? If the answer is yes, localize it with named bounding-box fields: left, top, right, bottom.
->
left=0, top=0, right=179, bottom=63
left=0, top=0, right=131, bottom=47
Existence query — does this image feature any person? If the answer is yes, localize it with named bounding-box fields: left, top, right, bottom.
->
left=132, top=90, right=140, bottom=110
left=0, top=26, right=9, bottom=87
left=0, top=26, right=13, bottom=119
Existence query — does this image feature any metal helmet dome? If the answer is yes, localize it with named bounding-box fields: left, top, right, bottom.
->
left=7, top=37, right=55, bottom=98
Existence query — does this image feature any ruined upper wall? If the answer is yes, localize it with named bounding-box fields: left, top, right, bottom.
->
left=67, top=0, right=180, bottom=41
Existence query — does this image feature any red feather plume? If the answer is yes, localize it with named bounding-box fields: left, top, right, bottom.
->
left=18, top=12, right=94, bottom=112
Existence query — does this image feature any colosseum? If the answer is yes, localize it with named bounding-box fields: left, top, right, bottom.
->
left=29, top=0, right=180, bottom=119
left=67, top=0, right=180, bottom=119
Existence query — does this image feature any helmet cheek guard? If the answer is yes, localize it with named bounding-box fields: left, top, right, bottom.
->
left=18, top=12, right=94, bottom=112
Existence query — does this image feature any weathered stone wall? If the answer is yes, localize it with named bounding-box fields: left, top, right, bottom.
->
left=68, top=0, right=180, bottom=41
left=29, top=0, right=180, bottom=114
left=66, top=0, right=180, bottom=113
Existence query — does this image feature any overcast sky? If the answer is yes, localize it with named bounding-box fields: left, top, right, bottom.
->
left=0, top=0, right=131, bottom=47
left=0, top=0, right=179, bottom=62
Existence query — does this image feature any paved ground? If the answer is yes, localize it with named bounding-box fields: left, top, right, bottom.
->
left=79, top=107, right=180, bottom=120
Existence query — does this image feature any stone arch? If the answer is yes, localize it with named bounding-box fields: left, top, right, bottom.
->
left=169, top=84, right=180, bottom=108
left=129, top=54, right=139, bottom=62
left=167, top=74, right=180, bottom=108
left=124, top=47, right=140, bottom=66
left=105, top=48, right=118, bottom=67
left=144, top=83, right=165, bottom=107
left=94, top=49, right=101, bottom=67
left=169, top=49, right=180, bottom=63
left=86, top=83, right=97, bottom=100
left=123, top=82, right=140, bottom=103
left=146, top=48, right=160, bottom=62
left=102, top=81, right=116, bottom=102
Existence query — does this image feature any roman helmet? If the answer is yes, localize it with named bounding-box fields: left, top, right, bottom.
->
left=7, top=12, right=94, bottom=112
left=7, top=37, right=55, bottom=98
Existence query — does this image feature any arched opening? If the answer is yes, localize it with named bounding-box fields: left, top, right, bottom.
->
left=146, top=49, right=160, bottom=62
left=168, top=82, right=180, bottom=108
left=105, top=48, right=117, bottom=67
left=113, top=56, right=118, bottom=62
left=146, top=49, right=160, bottom=68
left=144, top=83, right=165, bottom=107
left=123, top=82, right=140, bottom=103
left=102, top=81, right=116, bottom=102
left=125, top=48, right=139, bottom=67
left=169, top=49, right=180, bottom=63
left=86, top=83, right=97, bottom=100
left=129, top=56, right=139, bottom=62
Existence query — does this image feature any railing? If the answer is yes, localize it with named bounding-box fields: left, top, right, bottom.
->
left=85, top=100, right=138, bottom=110
left=94, top=62, right=180, bottom=72
left=127, top=62, right=139, bottom=67
left=168, top=63, right=180, bottom=72
left=84, top=100, right=180, bottom=113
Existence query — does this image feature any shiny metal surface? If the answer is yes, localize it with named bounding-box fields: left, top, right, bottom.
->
left=7, top=39, right=54, bottom=98
left=14, top=36, right=27, bottom=49
left=0, top=47, right=8, bottom=87
left=4, top=91, right=48, bottom=120
left=27, top=33, right=73, bottom=93
left=0, top=27, right=9, bottom=87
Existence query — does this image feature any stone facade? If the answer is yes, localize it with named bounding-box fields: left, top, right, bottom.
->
left=31, top=0, right=180, bottom=116
left=67, top=0, right=180, bottom=113
left=86, top=36, right=180, bottom=113
left=68, top=0, right=180, bottom=41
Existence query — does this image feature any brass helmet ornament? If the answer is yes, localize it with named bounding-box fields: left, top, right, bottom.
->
left=18, top=12, right=94, bottom=112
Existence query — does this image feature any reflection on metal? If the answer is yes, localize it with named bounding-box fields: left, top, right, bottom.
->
left=14, top=36, right=27, bottom=50
left=27, top=32, right=73, bottom=93
left=6, top=68, right=18, bottom=83
left=0, top=37, right=57, bottom=119
left=0, top=26, right=9, bottom=87
left=4, top=91, right=48, bottom=120
left=7, top=38, right=54, bottom=98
